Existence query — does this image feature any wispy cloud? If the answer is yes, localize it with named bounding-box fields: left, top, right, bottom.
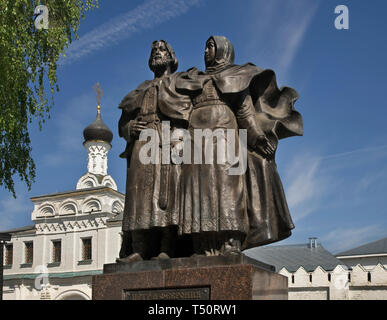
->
left=321, top=225, right=387, bottom=254
left=248, top=0, right=319, bottom=77
left=283, top=143, right=387, bottom=222
left=282, top=147, right=387, bottom=252
left=322, top=144, right=387, bottom=161
left=61, top=0, right=202, bottom=65
left=284, top=154, right=329, bottom=222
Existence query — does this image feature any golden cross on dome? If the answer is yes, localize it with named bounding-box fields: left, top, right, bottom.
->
left=93, top=82, right=103, bottom=113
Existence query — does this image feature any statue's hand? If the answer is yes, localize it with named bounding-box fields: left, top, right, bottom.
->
left=254, top=135, right=276, bottom=158
left=129, top=120, right=148, bottom=138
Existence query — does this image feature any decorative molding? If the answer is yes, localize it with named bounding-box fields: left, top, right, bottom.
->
left=76, top=174, right=99, bottom=190
left=36, top=223, right=66, bottom=234
left=35, top=218, right=106, bottom=234
left=33, top=191, right=124, bottom=224
left=101, top=176, right=117, bottom=191
left=85, top=141, right=111, bottom=176
left=96, top=218, right=105, bottom=227
left=36, top=204, right=56, bottom=218
left=76, top=173, right=118, bottom=191
left=112, top=201, right=123, bottom=214
left=59, top=202, right=78, bottom=216
left=83, top=198, right=102, bottom=213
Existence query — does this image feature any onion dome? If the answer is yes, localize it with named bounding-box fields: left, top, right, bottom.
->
left=83, top=106, right=113, bottom=145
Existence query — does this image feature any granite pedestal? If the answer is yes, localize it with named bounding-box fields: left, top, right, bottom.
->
left=92, top=254, right=288, bottom=300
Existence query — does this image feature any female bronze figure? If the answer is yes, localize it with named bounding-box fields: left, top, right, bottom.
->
left=176, top=36, right=303, bottom=255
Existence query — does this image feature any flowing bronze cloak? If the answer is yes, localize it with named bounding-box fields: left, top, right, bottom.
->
left=176, top=63, right=302, bottom=139
left=176, top=63, right=303, bottom=249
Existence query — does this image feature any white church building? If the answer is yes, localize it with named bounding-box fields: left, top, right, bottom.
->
left=2, top=107, right=125, bottom=300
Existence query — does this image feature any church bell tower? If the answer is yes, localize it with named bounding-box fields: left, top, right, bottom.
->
left=76, top=83, right=117, bottom=190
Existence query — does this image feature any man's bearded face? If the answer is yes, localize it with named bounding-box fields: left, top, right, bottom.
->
left=150, top=42, right=171, bottom=70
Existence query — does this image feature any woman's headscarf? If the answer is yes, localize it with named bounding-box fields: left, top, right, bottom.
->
left=205, top=35, right=235, bottom=74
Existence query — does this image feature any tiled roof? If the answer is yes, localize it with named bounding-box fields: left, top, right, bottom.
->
left=244, top=243, right=348, bottom=272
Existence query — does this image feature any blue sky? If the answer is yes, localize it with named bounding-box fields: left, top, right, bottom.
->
left=1, top=0, right=387, bottom=254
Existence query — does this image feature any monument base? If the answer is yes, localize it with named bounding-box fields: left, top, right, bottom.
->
left=92, top=255, right=288, bottom=300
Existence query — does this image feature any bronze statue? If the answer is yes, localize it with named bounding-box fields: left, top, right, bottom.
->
left=175, top=36, right=303, bottom=255
left=117, top=40, right=192, bottom=262
left=117, top=36, right=302, bottom=262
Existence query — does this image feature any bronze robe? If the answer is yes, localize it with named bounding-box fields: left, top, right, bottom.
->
left=118, top=72, right=192, bottom=232
left=176, top=63, right=303, bottom=249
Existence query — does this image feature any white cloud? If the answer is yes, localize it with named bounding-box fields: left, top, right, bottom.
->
left=61, top=0, right=202, bottom=65
left=355, top=166, right=387, bottom=194
left=281, top=143, right=387, bottom=223
left=277, top=2, right=319, bottom=74
left=322, top=144, right=387, bottom=161
left=248, top=0, right=319, bottom=77
left=284, top=154, right=328, bottom=222
left=321, top=225, right=386, bottom=254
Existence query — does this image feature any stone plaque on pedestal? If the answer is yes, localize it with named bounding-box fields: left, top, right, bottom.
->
left=92, top=255, right=288, bottom=300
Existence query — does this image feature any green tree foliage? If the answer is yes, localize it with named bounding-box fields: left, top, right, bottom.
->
left=0, top=0, right=98, bottom=197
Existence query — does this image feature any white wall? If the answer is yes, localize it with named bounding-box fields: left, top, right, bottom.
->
left=279, top=263, right=387, bottom=300
left=338, top=256, right=387, bottom=270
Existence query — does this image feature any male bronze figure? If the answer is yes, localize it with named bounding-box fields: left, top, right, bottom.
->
left=117, top=40, right=192, bottom=262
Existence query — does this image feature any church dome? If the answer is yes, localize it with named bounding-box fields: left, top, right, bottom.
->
left=83, top=107, right=113, bottom=144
